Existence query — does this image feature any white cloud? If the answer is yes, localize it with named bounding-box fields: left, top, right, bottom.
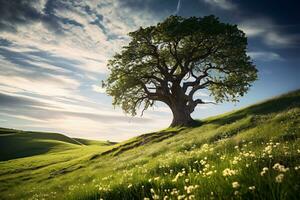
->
left=0, top=0, right=182, bottom=141
left=239, top=18, right=300, bottom=47
left=92, top=84, right=106, bottom=93
left=203, top=0, right=236, bottom=10
left=247, top=51, right=283, bottom=62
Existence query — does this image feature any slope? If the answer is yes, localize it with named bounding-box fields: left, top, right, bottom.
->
left=0, top=128, right=113, bottom=161
left=0, top=89, right=299, bottom=200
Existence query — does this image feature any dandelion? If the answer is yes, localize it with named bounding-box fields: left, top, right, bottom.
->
left=275, top=174, right=284, bottom=183
left=232, top=182, right=240, bottom=189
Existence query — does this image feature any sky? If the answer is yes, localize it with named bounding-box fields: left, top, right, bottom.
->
left=0, top=0, right=299, bottom=141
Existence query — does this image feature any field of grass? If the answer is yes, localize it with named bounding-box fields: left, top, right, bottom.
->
left=0, top=90, right=299, bottom=200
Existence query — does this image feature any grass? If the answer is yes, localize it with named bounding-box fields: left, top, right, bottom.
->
left=0, top=128, right=115, bottom=161
left=0, top=89, right=299, bottom=199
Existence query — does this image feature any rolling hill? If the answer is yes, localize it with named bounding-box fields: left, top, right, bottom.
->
left=0, top=89, right=299, bottom=200
left=0, top=128, right=114, bottom=161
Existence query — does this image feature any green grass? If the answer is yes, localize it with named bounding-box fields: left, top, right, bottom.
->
left=0, top=89, right=299, bottom=200
left=0, top=129, right=114, bottom=161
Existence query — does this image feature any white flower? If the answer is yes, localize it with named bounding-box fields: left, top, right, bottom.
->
left=223, top=168, right=238, bottom=176
left=260, top=167, right=269, bottom=176
left=232, top=182, right=240, bottom=189
left=273, top=163, right=289, bottom=173
left=248, top=186, right=256, bottom=191
left=275, top=174, right=284, bottom=183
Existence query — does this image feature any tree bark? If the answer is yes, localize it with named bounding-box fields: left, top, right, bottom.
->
left=169, top=103, right=195, bottom=127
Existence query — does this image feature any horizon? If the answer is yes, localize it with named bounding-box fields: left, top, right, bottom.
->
left=0, top=88, right=298, bottom=143
left=0, top=0, right=300, bottom=141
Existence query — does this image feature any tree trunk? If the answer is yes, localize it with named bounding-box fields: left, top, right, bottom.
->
left=169, top=103, right=195, bottom=127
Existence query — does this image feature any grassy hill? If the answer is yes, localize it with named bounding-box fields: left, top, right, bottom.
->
left=0, top=90, right=299, bottom=200
left=72, top=138, right=117, bottom=146
left=0, top=128, right=113, bottom=161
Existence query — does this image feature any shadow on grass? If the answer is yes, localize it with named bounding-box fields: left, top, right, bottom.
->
left=90, top=128, right=185, bottom=159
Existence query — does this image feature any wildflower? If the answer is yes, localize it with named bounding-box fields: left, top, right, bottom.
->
left=185, top=178, right=189, bottom=183
left=260, top=167, right=268, bottom=176
left=234, top=191, right=239, bottom=195
left=144, top=198, right=150, bottom=200
left=172, top=172, right=184, bottom=182
left=163, top=196, right=169, bottom=200
left=206, top=171, right=213, bottom=176
left=232, top=182, right=240, bottom=189
left=273, top=163, right=289, bottom=173
left=178, top=195, right=186, bottom=200
left=249, top=186, right=256, bottom=191
left=154, top=177, right=160, bottom=181
left=128, top=184, right=133, bottom=188
left=223, top=168, right=238, bottom=176
left=275, top=174, right=284, bottom=183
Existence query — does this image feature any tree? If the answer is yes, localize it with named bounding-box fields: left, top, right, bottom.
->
left=103, top=15, right=258, bottom=127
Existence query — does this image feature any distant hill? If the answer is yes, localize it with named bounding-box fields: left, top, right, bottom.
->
left=72, top=138, right=117, bottom=146
left=0, top=128, right=113, bottom=161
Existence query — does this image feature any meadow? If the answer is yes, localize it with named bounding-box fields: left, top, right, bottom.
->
left=0, top=90, right=299, bottom=200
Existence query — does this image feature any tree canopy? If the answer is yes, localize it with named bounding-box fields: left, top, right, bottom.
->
left=103, top=15, right=258, bottom=127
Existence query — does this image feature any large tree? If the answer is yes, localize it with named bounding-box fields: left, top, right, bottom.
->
left=103, top=15, right=258, bottom=127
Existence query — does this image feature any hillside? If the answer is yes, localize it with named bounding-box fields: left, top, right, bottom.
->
left=0, top=128, right=114, bottom=161
left=0, top=90, right=299, bottom=200
left=73, top=138, right=117, bottom=146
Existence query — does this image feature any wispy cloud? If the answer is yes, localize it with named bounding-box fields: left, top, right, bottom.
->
left=247, top=51, right=283, bottom=62
left=92, top=84, right=106, bottom=93
left=175, top=0, right=182, bottom=14
left=239, top=18, right=300, bottom=48
left=0, top=0, right=168, bottom=140
left=203, top=0, right=236, bottom=10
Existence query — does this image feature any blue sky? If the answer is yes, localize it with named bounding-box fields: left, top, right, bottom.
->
left=0, top=0, right=299, bottom=141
